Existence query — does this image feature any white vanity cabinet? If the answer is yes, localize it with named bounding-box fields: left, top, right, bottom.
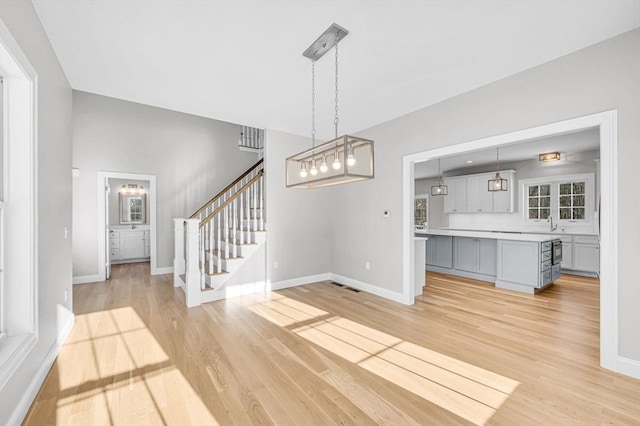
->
left=110, top=227, right=150, bottom=263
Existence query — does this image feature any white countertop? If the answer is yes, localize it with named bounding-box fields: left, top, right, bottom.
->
left=416, top=229, right=559, bottom=242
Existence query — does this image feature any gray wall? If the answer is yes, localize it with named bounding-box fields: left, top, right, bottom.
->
left=72, top=91, right=259, bottom=276
left=108, top=178, right=150, bottom=226
left=0, top=3, right=73, bottom=425
left=264, top=129, right=331, bottom=283
left=328, top=29, right=639, bottom=361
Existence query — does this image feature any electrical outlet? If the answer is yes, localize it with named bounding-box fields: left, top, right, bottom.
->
left=64, top=288, right=68, bottom=303
left=64, top=226, right=70, bottom=240
left=365, top=262, right=371, bottom=270
left=382, top=210, right=390, bottom=218
left=273, top=261, right=279, bottom=270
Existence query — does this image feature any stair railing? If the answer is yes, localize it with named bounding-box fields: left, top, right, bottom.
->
left=190, top=158, right=264, bottom=222
left=174, top=166, right=265, bottom=307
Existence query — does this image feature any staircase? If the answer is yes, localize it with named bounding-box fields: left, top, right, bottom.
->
left=173, top=158, right=265, bottom=307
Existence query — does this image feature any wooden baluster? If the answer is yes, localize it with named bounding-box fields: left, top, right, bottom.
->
left=232, top=198, right=238, bottom=257
left=245, top=184, right=250, bottom=239
left=207, top=221, right=213, bottom=276
left=224, top=205, right=229, bottom=259
left=216, top=214, right=221, bottom=273
left=259, top=174, right=264, bottom=231
left=199, top=223, right=205, bottom=290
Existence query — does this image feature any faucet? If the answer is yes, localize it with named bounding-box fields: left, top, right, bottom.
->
left=548, top=216, right=558, bottom=232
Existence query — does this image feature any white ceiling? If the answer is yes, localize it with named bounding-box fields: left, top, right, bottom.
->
left=414, top=128, right=601, bottom=179
left=33, top=1, right=640, bottom=140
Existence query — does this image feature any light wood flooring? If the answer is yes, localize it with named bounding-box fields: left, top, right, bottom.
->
left=25, top=263, right=640, bottom=425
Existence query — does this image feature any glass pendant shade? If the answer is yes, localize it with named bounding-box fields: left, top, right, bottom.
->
left=286, top=135, right=374, bottom=188
left=430, top=159, right=448, bottom=196
left=431, top=179, right=448, bottom=196
left=488, top=172, right=508, bottom=191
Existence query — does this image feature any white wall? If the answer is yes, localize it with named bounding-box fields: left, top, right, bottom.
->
left=72, top=91, right=259, bottom=276
left=108, top=178, right=150, bottom=226
left=326, top=29, right=640, bottom=362
left=264, top=130, right=332, bottom=284
left=0, top=3, right=73, bottom=425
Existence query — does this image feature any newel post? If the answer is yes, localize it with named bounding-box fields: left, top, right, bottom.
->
left=184, top=218, right=202, bottom=307
left=173, top=218, right=186, bottom=288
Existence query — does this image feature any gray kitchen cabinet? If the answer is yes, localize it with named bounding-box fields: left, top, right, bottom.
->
left=443, top=178, right=467, bottom=213
left=496, top=239, right=560, bottom=294
left=573, top=242, right=599, bottom=273
left=426, top=235, right=453, bottom=269
left=478, top=239, right=497, bottom=276
left=466, top=174, right=494, bottom=213
left=453, top=237, right=497, bottom=277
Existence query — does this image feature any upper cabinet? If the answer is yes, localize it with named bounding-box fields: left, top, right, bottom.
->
left=443, top=178, right=467, bottom=213
left=444, top=170, right=515, bottom=214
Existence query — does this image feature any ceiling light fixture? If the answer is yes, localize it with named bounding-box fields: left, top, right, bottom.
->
left=539, top=151, right=561, bottom=162
left=120, top=184, right=145, bottom=195
left=286, top=23, right=374, bottom=189
left=431, top=159, right=448, bottom=196
left=488, top=147, right=507, bottom=192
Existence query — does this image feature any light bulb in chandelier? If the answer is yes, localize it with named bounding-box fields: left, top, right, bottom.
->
left=347, top=147, right=356, bottom=166
left=299, top=163, right=308, bottom=178
left=320, top=156, right=328, bottom=173
left=332, top=151, right=341, bottom=170
left=310, top=161, right=318, bottom=176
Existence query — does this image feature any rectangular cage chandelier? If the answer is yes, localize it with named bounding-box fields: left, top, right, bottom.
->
left=286, top=23, right=375, bottom=189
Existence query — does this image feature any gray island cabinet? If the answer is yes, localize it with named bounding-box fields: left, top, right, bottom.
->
left=420, top=229, right=561, bottom=294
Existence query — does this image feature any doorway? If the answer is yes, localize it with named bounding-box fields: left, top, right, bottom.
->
left=97, top=172, right=158, bottom=281
left=402, top=110, right=619, bottom=374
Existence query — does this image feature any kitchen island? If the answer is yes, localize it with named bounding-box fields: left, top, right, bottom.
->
left=418, top=229, right=561, bottom=294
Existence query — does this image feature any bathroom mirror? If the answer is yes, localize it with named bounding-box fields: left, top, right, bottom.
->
left=120, top=194, right=146, bottom=224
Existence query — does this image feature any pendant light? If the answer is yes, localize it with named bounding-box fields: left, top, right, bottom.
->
left=285, top=24, right=374, bottom=189
left=488, top=147, right=508, bottom=192
left=431, top=159, right=448, bottom=196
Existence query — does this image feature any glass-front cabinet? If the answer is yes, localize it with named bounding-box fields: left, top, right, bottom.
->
left=415, top=194, right=428, bottom=229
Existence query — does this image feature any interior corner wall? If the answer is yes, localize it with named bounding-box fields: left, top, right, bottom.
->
left=0, top=3, right=73, bottom=425
left=329, top=29, right=640, bottom=362
left=264, top=129, right=331, bottom=284
left=72, top=91, right=259, bottom=277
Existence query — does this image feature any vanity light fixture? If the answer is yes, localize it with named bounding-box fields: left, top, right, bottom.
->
left=539, top=151, right=561, bottom=162
left=120, top=184, right=145, bottom=195
left=285, top=23, right=374, bottom=189
left=431, top=159, right=448, bottom=196
left=488, top=147, right=508, bottom=192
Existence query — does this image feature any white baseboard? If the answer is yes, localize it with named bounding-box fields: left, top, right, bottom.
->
left=330, top=273, right=406, bottom=304
left=616, top=355, right=640, bottom=379
left=269, top=273, right=331, bottom=291
left=72, top=274, right=101, bottom=285
left=7, top=313, right=75, bottom=426
left=152, top=266, right=173, bottom=275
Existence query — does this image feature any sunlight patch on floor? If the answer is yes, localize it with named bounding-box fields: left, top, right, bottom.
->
left=54, top=307, right=218, bottom=425
left=241, top=294, right=519, bottom=426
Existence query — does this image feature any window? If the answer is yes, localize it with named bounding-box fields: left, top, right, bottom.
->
left=0, top=26, right=38, bottom=388
left=559, top=181, right=586, bottom=220
left=527, top=184, right=551, bottom=220
left=414, top=194, right=428, bottom=228
left=521, top=174, right=595, bottom=224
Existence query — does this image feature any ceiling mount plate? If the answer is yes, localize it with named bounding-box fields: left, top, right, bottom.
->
left=303, top=23, right=349, bottom=60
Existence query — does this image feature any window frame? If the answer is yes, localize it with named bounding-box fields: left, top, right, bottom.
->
left=0, top=21, right=39, bottom=389
left=520, top=173, right=595, bottom=226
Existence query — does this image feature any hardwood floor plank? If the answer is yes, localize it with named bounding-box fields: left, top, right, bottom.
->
left=22, top=265, right=639, bottom=426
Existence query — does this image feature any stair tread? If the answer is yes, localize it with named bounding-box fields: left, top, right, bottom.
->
left=204, top=249, right=244, bottom=259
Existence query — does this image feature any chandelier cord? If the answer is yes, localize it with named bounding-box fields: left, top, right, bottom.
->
left=334, top=31, right=339, bottom=139
left=311, top=57, right=316, bottom=149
